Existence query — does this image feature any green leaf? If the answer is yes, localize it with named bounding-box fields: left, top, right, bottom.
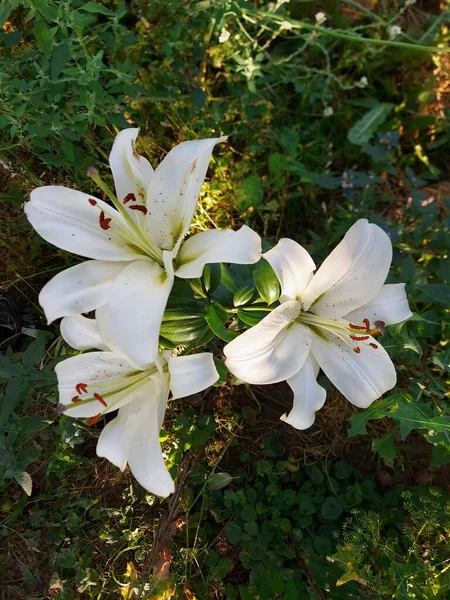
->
left=390, top=399, right=450, bottom=440
left=0, top=378, right=29, bottom=427
left=80, top=1, right=115, bottom=15
left=0, top=2, right=13, bottom=28
left=23, top=336, right=46, bottom=369
left=418, top=283, right=450, bottom=305
left=209, top=557, right=232, bottom=580
left=0, top=355, right=17, bottom=378
left=233, top=284, right=255, bottom=307
left=51, top=41, right=71, bottom=79
left=333, top=460, right=353, bottom=480
left=237, top=308, right=268, bottom=327
left=372, top=430, right=398, bottom=460
left=347, top=103, right=394, bottom=146
left=191, top=88, right=207, bottom=110
left=205, top=303, right=237, bottom=342
left=208, top=472, right=234, bottom=491
left=348, top=395, right=397, bottom=436
left=202, top=263, right=221, bottom=294
left=33, top=16, right=58, bottom=56
left=236, top=174, right=263, bottom=210
left=225, top=522, right=242, bottom=543
left=432, top=348, right=450, bottom=373
left=14, top=471, right=32, bottom=496
left=321, top=497, right=343, bottom=520
left=213, top=358, right=228, bottom=386
left=253, top=259, right=280, bottom=305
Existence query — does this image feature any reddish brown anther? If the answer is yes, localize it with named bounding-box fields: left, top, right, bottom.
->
left=88, top=198, right=97, bottom=206
left=369, top=343, right=378, bottom=349
left=71, top=396, right=81, bottom=403
left=86, top=414, right=101, bottom=426
left=99, top=211, right=112, bottom=230
left=352, top=346, right=361, bottom=354
left=75, top=383, right=88, bottom=395
left=349, top=334, right=370, bottom=341
left=362, top=318, right=370, bottom=332
left=94, top=393, right=107, bottom=407
left=123, top=192, right=137, bottom=204
left=349, top=323, right=367, bottom=331
left=129, top=204, right=148, bottom=214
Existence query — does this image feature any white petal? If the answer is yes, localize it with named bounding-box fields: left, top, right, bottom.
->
left=107, top=256, right=174, bottom=365
left=311, top=332, right=397, bottom=408
left=55, top=352, right=137, bottom=418
left=175, top=226, right=262, bottom=279
left=146, top=137, right=227, bottom=251
left=263, top=238, right=316, bottom=302
left=301, top=219, right=392, bottom=318
left=109, top=128, right=154, bottom=204
left=39, top=260, right=129, bottom=324
left=123, top=376, right=175, bottom=496
left=96, top=408, right=128, bottom=470
left=25, top=186, right=141, bottom=261
left=282, top=355, right=326, bottom=430
left=224, top=301, right=311, bottom=384
left=168, top=352, right=219, bottom=400
left=344, top=283, right=412, bottom=326
left=60, top=315, right=107, bottom=351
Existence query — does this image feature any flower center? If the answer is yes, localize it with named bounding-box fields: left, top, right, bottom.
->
left=296, top=311, right=384, bottom=354
left=60, top=365, right=160, bottom=425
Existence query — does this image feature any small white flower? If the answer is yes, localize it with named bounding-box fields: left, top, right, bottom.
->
left=219, top=27, right=231, bottom=43
left=323, top=106, right=334, bottom=117
left=389, top=25, right=402, bottom=40
left=315, top=12, right=327, bottom=25
left=357, top=76, right=368, bottom=88
left=280, top=20, right=293, bottom=31
left=224, top=219, right=412, bottom=430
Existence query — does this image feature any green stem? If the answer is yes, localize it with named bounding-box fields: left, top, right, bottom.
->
left=243, top=8, right=450, bottom=53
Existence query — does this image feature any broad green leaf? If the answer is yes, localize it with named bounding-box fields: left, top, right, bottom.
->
left=372, top=430, right=398, bottom=460
left=208, top=472, right=234, bottom=491
left=390, top=399, right=450, bottom=440
left=0, top=2, right=13, bottom=28
left=236, top=174, right=263, bottom=210
left=23, top=336, right=46, bottom=369
left=418, top=283, right=450, bottom=305
left=213, top=358, right=228, bottom=386
left=253, top=259, right=280, bottom=305
left=233, top=284, right=255, bottom=307
left=321, top=496, right=343, bottom=520
left=205, top=303, right=237, bottom=342
left=51, top=41, right=71, bottom=79
left=237, top=308, right=268, bottom=327
left=202, top=263, right=221, bottom=294
left=33, top=17, right=57, bottom=56
left=80, top=1, right=115, bottom=15
left=0, top=378, right=29, bottom=427
left=347, top=103, right=394, bottom=146
left=348, top=395, right=397, bottom=436
left=0, top=355, right=17, bottom=379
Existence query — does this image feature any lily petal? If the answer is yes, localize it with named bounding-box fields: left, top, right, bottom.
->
left=109, top=128, right=154, bottom=205
left=96, top=407, right=128, bottom=471
left=175, top=226, right=261, bottom=279
left=39, top=260, right=129, bottom=324
left=25, top=187, right=140, bottom=261
left=123, top=375, right=175, bottom=496
left=56, top=352, right=138, bottom=418
left=146, top=137, right=227, bottom=251
left=60, top=315, right=107, bottom=351
left=224, top=301, right=311, bottom=384
left=263, top=238, right=316, bottom=302
left=345, top=283, right=412, bottom=326
left=168, top=352, right=219, bottom=400
left=311, top=331, right=396, bottom=408
left=282, top=355, right=326, bottom=430
left=301, top=219, right=392, bottom=318
left=108, top=256, right=174, bottom=365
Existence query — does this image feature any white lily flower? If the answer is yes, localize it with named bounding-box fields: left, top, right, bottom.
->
left=25, top=129, right=262, bottom=365
left=56, top=310, right=219, bottom=496
left=224, top=219, right=412, bottom=429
